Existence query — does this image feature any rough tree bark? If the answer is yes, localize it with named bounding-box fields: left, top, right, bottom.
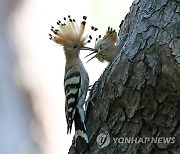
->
left=69, top=0, right=180, bottom=153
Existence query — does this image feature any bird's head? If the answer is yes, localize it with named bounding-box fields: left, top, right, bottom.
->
left=95, top=39, right=116, bottom=62
left=49, top=15, right=96, bottom=55
left=85, top=27, right=117, bottom=63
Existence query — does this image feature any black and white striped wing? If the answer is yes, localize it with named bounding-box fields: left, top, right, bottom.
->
left=64, top=65, right=81, bottom=134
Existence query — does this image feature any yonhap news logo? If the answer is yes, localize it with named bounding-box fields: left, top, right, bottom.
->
left=96, top=132, right=110, bottom=148
left=112, top=136, right=176, bottom=144
left=96, top=132, right=176, bottom=148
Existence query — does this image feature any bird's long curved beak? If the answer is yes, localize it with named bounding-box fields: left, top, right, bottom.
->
left=85, top=50, right=99, bottom=63
left=86, top=55, right=97, bottom=63
left=84, top=51, right=98, bottom=58
left=80, top=46, right=98, bottom=63
left=81, top=46, right=96, bottom=51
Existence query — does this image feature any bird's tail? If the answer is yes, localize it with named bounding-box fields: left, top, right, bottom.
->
left=74, top=108, right=88, bottom=154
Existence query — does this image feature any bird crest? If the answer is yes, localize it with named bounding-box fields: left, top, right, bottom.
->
left=49, top=15, right=96, bottom=46
left=98, top=27, right=117, bottom=44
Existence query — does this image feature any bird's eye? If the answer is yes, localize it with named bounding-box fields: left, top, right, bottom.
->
left=99, top=45, right=103, bottom=50
left=73, top=45, right=78, bottom=48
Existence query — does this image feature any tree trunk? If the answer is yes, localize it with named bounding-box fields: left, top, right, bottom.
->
left=69, top=0, right=180, bottom=153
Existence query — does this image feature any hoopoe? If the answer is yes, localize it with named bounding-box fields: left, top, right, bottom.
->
left=49, top=15, right=96, bottom=154
left=85, top=27, right=120, bottom=63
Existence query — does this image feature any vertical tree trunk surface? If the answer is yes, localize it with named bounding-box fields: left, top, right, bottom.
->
left=70, top=0, right=180, bottom=153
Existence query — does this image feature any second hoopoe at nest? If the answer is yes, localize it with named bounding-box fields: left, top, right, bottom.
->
left=49, top=15, right=97, bottom=154
left=85, top=27, right=121, bottom=63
